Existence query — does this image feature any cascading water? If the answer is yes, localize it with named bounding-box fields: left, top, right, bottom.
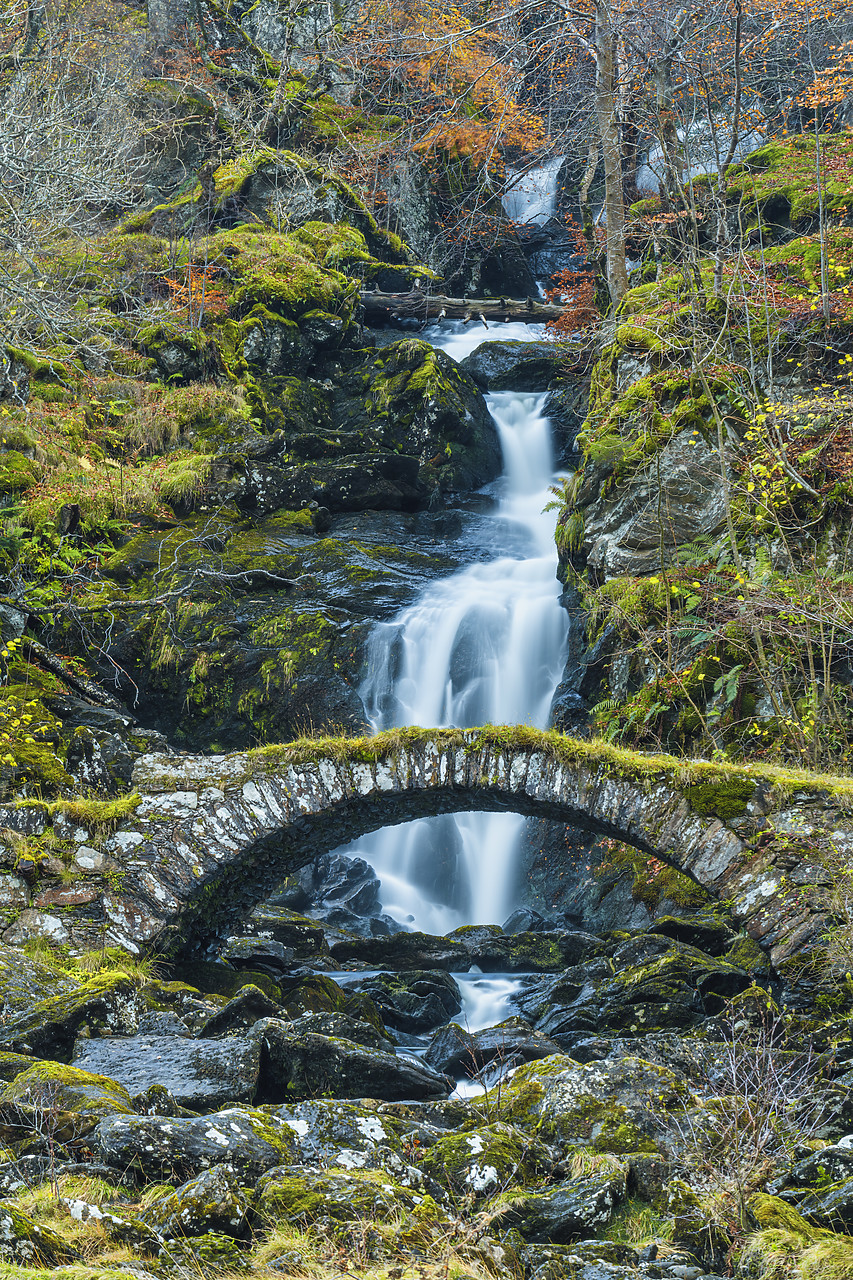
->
left=502, top=156, right=565, bottom=225
left=337, top=317, right=569, bottom=933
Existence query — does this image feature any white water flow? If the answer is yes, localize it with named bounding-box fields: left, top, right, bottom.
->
left=502, top=156, right=565, bottom=225
left=339, top=319, right=568, bottom=933
left=456, top=973, right=524, bottom=1032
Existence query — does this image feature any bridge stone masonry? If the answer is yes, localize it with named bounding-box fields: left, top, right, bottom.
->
left=1, top=726, right=852, bottom=976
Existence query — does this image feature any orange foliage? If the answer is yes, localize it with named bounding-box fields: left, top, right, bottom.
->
left=165, top=265, right=230, bottom=322
left=352, top=0, right=545, bottom=168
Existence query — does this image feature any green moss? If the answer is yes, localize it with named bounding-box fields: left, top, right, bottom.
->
left=683, top=776, right=755, bottom=818
left=170, top=960, right=281, bottom=1001
left=1, top=1060, right=134, bottom=1123
left=728, top=132, right=853, bottom=226
left=281, top=973, right=346, bottom=1017
left=44, top=792, right=141, bottom=833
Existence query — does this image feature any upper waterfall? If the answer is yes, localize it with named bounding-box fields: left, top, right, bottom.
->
left=502, top=157, right=565, bottom=225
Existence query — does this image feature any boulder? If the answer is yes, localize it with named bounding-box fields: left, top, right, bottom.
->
left=0, top=1202, right=76, bottom=1266
left=503, top=909, right=562, bottom=934
left=93, top=1107, right=299, bottom=1180
left=156, top=1232, right=247, bottom=1272
left=415, top=1121, right=557, bottom=1197
left=245, top=906, right=329, bottom=961
left=273, top=1098, right=410, bottom=1172
left=460, top=340, right=562, bottom=391
left=425, top=1017, right=562, bottom=1076
left=519, top=935, right=750, bottom=1046
left=197, top=986, right=282, bottom=1038
left=73, top=1033, right=261, bottom=1110
left=0, top=965, right=144, bottom=1060
left=647, top=914, right=735, bottom=955
left=501, top=1170, right=626, bottom=1242
left=219, top=936, right=295, bottom=976
left=449, top=925, right=606, bottom=972
left=141, top=1166, right=250, bottom=1239
left=344, top=970, right=462, bottom=1033
left=282, top=1011, right=394, bottom=1053
left=577, top=428, right=730, bottom=577
left=253, top=1018, right=452, bottom=1102
left=0, top=1061, right=134, bottom=1143
left=329, top=931, right=471, bottom=970
left=255, top=1165, right=453, bottom=1247
left=496, top=1055, right=686, bottom=1154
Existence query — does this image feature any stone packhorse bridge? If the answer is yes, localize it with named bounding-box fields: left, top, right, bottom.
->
left=4, top=727, right=853, bottom=969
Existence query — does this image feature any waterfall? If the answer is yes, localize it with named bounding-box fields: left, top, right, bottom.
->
left=502, top=156, right=564, bottom=225
left=336, top=320, right=569, bottom=933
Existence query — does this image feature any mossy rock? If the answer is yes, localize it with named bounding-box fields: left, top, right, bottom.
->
left=492, top=1055, right=683, bottom=1154
left=158, top=1231, right=249, bottom=1273
left=255, top=1167, right=452, bottom=1251
left=416, top=1120, right=556, bottom=1197
left=170, top=961, right=281, bottom=1002
left=280, top=973, right=347, bottom=1017
left=0, top=1052, right=34, bottom=1083
left=0, top=1060, right=134, bottom=1143
left=0, top=1202, right=75, bottom=1266
left=0, top=971, right=143, bottom=1060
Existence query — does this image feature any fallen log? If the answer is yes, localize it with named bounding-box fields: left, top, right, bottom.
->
left=360, top=289, right=565, bottom=326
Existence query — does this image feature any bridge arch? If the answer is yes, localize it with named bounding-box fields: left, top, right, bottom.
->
left=82, top=726, right=842, bottom=966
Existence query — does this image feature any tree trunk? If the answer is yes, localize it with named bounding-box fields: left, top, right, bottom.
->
left=594, top=0, right=628, bottom=306
left=359, top=290, right=566, bottom=325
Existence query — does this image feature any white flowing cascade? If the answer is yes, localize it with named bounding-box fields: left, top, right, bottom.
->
left=502, top=156, right=564, bottom=224
left=337, top=318, right=569, bottom=933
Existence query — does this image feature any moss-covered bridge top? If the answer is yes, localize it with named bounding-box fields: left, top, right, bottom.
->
left=4, top=726, right=852, bottom=966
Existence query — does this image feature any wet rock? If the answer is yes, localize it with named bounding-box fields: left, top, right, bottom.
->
left=281, top=1011, right=394, bottom=1053
left=172, top=961, right=282, bottom=1003
left=253, top=1017, right=453, bottom=1102
left=503, top=908, right=562, bottom=934
left=450, top=925, right=606, bottom=972
left=137, top=1011, right=192, bottom=1037
left=73, top=1032, right=261, bottom=1110
left=424, top=1016, right=562, bottom=1076
left=461, top=340, right=562, bottom=391
left=197, top=986, right=282, bottom=1037
left=278, top=972, right=349, bottom=1017
left=328, top=930, right=471, bottom=970
left=520, top=936, right=750, bottom=1047
left=93, top=1107, right=299, bottom=1180
left=298, top=851, right=382, bottom=917
left=245, top=907, right=329, bottom=961
left=220, top=936, right=295, bottom=976
left=344, top=970, right=462, bottom=1032
left=648, top=914, right=735, bottom=956
left=141, top=1166, right=250, bottom=1238
left=502, top=1169, right=626, bottom=1241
